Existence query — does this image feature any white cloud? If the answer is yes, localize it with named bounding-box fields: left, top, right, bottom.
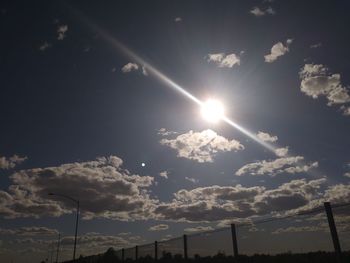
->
left=207, top=53, right=241, bottom=68
left=257, top=131, right=278, bottom=142
left=0, top=156, right=156, bottom=220
left=250, top=6, right=275, bottom=16
left=184, top=226, right=214, bottom=233
left=185, top=177, right=198, bottom=184
left=299, top=64, right=350, bottom=109
left=175, top=17, right=182, bottom=22
left=160, top=129, right=244, bottom=163
left=159, top=171, right=169, bottom=179
left=57, top=25, right=68, bottom=40
left=264, top=39, right=292, bottom=63
left=235, top=156, right=318, bottom=176
left=148, top=224, right=169, bottom=231
left=0, top=155, right=27, bottom=170
left=344, top=172, right=350, bottom=178
left=121, top=63, right=139, bottom=73
left=275, top=147, right=289, bottom=157
left=39, top=42, right=51, bottom=51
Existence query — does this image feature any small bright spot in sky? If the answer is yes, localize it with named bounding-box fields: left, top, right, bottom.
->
left=141, top=162, right=146, bottom=167
left=201, top=99, right=225, bottom=123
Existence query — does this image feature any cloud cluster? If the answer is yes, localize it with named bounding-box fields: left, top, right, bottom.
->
left=207, top=53, right=241, bottom=68
left=0, top=156, right=156, bottom=220
left=250, top=6, right=275, bottom=17
left=160, top=129, right=244, bottom=163
left=299, top=64, right=350, bottom=115
left=235, top=156, right=318, bottom=176
left=0, top=155, right=27, bottom=170
left=154, top=179, right=327, bottom=222
left=264, top=39, right=293, bottom=63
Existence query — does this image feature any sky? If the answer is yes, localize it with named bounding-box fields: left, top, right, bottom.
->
left=1, top=0, right=350, bottom=262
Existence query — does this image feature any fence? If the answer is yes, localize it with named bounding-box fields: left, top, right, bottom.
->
left=111, top=202, right=349, bottom=262
left=58, top=202, right=350, bottom=263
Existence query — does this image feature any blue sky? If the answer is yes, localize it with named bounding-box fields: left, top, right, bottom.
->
left=1, top=0, right=350, bottom=262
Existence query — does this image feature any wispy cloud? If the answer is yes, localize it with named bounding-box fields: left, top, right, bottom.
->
left=148, top=224, right=169, bottom=231
left=185, top=177, right=198, bottom=184
left=184, top=226, right=214, bottom=233
left=310, top=42, right=322, bottom=49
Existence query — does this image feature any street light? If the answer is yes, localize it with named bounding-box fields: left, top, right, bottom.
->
left=48, top=192, right=80, bottom=261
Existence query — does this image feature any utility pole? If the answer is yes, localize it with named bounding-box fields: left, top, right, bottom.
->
left=55, top=233, right=60, bottom=263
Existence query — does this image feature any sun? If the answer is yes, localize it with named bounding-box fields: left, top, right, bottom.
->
left=201, top=99, right=225, bottom=123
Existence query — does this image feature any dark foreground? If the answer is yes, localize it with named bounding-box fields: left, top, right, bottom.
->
left=63, top=248, right=349, bottom=263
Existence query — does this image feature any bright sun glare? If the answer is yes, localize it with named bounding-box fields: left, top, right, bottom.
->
left=201, top=99, right=225, bottom=123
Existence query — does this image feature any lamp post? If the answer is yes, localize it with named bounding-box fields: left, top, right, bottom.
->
left=48, top=192, right=80, bottom=261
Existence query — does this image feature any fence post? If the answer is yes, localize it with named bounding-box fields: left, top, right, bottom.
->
left=121, top=248, right=125, bottom=262
left=324, top=202, right=341, bottom=261
left=155, top=241, right=158, bottom=260
left=183, top=234, right=188, bottom=260
left=135, top=245, right=138, bottom=261
left=231, top=224, right=239, bottom=259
